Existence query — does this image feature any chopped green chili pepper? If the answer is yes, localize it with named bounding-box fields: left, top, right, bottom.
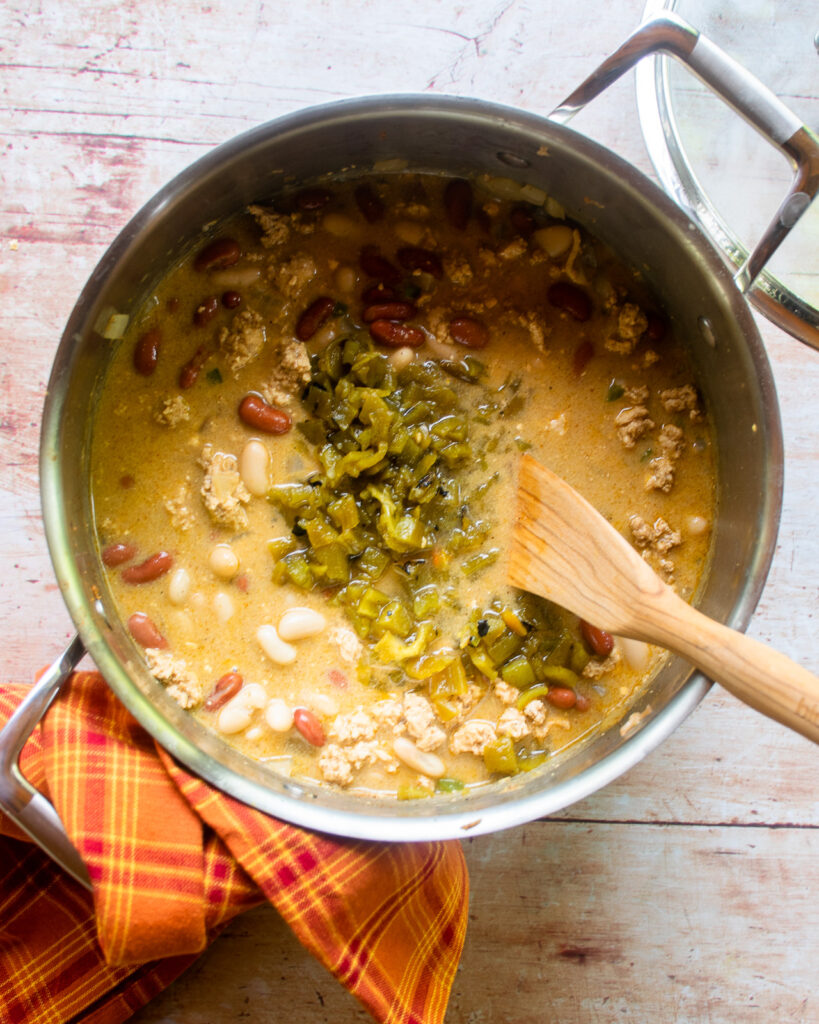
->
left=487, top=630, right=524, bottom=666
left=500, top=654, right=536, bottom=689
left=540, top=665, right=580, bottom=687
left=483, top=737, right=519, bottom=775
left=517, top=751, right=548, bottom=772
left=515, top=683, right=551, bottom=710
left=436, top=778, right=465, bottom=793
left=462, top=549, right=500, bottom=577
left=397, top=783, right=432, bottom=800
left=265, top=332, right=588, bottom=689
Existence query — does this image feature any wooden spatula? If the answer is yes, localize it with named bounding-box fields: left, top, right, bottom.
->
left=508, top=454, right=819, bottom=744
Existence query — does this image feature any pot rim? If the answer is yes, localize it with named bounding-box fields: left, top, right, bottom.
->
left=40, top=93, right=784, bottom=840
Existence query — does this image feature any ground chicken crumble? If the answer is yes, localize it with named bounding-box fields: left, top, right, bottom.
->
left=199, top=444, right=251, bottom=531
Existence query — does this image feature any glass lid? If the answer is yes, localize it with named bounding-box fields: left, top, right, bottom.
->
left=637, top=0, right=818, bottom=346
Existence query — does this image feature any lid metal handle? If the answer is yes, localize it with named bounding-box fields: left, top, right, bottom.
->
left=0, top=635, right=91, bottom=890
left=550, top=11, right=819, bottom=297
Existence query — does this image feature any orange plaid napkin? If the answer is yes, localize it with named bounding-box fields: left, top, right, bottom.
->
left=0, top=672, right=468, bottom=1024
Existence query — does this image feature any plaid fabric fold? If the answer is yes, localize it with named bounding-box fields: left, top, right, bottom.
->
left=0, top=673, right=468, bottom=1024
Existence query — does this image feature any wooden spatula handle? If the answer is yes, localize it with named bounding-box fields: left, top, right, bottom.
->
left=644, top=589, right=819, bottom=744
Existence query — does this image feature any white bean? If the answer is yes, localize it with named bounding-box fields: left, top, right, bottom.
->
left=265, top=698, right=294, bottom=732
left=311, top=318, right=344, bottom=349
left=278, top=606, right=326, bottom=641
left=686, top=515, right=710, bottom=537
left=310, top=692, right=338, bottom=717
left=334, top=265, right=357, bottom=294
left=168, top=567, right=191, bottom=605
left=209, top=266, right=262, bottom=288
left=618, top=636, right=651, bottom=672
left=322, top=212, right=357, bottom=237
left=209, top=544, right=239, bottom=579
left=388, top=345, right=417, bottom=370
left=171, top=610, right=194, bottom=638
left=257, top=623, right=297, bottom=665
left=534, top=224, right=573, bottom=259
left=217, top=700, right=253, bottom=734
left=241, top=683, right=269, bottom=709
left=393, top=736, right=446, bottom=778
left=394, top=220, right=424, bottom=245
left=239, top=439, right=270, bottom=497
left=214, top=590, right=235, bottom=623
left=245, top=726, right=263, bottom=741
left=217, top=682, right=267, bottom=735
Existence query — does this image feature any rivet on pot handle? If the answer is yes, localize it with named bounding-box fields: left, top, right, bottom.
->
left=0, top=634, right=91, bottom=890
left=549, top=11, right=819, bottom=297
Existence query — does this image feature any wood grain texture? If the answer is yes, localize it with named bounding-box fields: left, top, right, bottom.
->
left=1, top=0, right=817, bottom=1020
left=510, top=455, right=819, bottom=743
left=131, top=824, right=819, bottom=1024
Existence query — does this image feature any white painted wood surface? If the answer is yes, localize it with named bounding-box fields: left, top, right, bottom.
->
left=0, top=1, right=816, bottom=1021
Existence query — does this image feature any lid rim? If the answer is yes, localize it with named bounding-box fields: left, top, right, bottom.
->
left=636, top=0, right=819, bottom=349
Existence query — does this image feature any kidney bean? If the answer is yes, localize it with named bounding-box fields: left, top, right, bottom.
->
left=222, top=290, right=242, bottom=309
left=178, top=344, right=209, bottom=389
left=295, top=187, right=332, bottom=211
left=193, top=237, right=241, bottom=273
left=193, top=295, right=220, bottom=327
left=128, top=612, right=167, bottom=649
left=327, top=668, right=348, bottom=689
left=575, top=694, right=591, bottom=712
left=547, top=686, right=577, bottom=710
left=369, top=320, right=425, bottom=348
left=396, top=246, right=443, bottom=279
left=449, top=316, right=489, bottom=349
left=354, top=183, right=384, bottom=223
left=133, top=328, right=161, bottom=376
left=359, top=245, right=401, bottom=284
left=572, top=339, right=594, bottom=376
left=444, top=178, right=472, bottom=230
left=293, top=707, right=325, bottom=747
left=362, top=301, right=416, bottom=323
left=204, top=672, right=244, bottom=712
left=295, top=295, right=336, bottom=341
left=475, top=207, right=492, bottom=234
left=238, top=393, right=292, bottom=434
left=102, top=541, right=136, bottom=567
left=580, top=619, right=615, bottom=657
left=510, top=204, right=537, bottom=238
left=121, top=551, right=173, bottom=584
left=548, top=281, right=592, bottom=322
left=646, top=312, right=667, bottom=342
left=361, top=282, right=397, bottom=304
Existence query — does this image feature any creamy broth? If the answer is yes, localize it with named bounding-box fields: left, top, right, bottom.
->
left=91, top=173, right=715, bottom=798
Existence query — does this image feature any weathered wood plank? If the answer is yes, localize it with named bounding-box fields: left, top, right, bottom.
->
left=1, top=3, right=817, bottom=1021
left=130, top=822, right=819, bottom=1023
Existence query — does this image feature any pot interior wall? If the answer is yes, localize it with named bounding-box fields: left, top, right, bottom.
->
left=41, top=97, right=782, bottom=839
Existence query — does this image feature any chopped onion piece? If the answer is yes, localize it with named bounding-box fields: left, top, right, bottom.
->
left=95, top=307, right=130, bottom=340
left=618, top=636, right=651, bottom=672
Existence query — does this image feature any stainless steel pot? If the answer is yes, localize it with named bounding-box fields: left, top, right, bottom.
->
left=2, top=13, right=816, bottom=889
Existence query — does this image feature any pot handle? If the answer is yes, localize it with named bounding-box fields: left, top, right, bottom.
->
left=549, top=11, right=819, bottom=296
left=0, top=634, right=92, bottom=890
